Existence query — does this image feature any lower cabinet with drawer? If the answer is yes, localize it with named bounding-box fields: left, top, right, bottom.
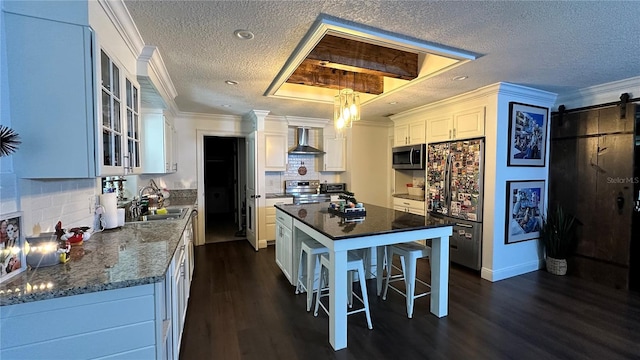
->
left=265, top=197, right=293, bottom=241
left=393, top=197, right=426, bottom=216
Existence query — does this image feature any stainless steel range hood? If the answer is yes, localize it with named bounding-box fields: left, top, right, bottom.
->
left=288, top=127, right=325, bottom=155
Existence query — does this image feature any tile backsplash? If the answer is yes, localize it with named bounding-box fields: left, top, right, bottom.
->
left=18, top=178, right=97, bottom=236
left=265, top=153, right=340, bottom=193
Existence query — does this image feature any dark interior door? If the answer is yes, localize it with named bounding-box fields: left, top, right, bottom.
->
left=550, top=104, right=635, bottom=289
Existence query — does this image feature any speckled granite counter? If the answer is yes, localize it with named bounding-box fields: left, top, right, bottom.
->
left=0, top=196, right=197, bottom=306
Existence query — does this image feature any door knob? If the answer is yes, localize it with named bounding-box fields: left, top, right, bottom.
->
left=250, top=195, right=255, bottom=199
left=255, top=195, right=261, bottom=199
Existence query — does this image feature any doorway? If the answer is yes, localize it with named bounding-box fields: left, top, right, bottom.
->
left=204, top=136, right=247, bottom=243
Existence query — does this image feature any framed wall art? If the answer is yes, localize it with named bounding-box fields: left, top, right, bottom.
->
left=507, top=102, right=548, bottom=167
left=505, top=180, right=545, bottom=244
left=0, top=211, right=26, bottom=283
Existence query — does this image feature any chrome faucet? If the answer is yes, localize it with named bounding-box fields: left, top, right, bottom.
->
left=139, top=185, right=156, bottom=198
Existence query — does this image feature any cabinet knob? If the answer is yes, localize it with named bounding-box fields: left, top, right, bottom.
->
left=453, top=128, right=457, bottom=138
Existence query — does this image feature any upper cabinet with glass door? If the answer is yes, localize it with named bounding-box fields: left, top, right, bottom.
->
left=100, top=50, right=142, bottom=176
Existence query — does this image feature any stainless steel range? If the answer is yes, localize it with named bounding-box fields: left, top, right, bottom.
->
left=285, top=180, right=331, bottom=205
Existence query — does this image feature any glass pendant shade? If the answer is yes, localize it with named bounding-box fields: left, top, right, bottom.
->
left=334, top=88, right=360, bottom=136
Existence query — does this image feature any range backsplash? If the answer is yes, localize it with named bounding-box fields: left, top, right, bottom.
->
left=265, top=154, right=340, bottom=194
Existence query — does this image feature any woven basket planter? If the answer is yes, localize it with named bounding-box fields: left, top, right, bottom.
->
left=546, top=257, right=567, bottom=276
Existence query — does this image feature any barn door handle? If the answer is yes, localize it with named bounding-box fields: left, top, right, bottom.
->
left=616, top=192, right=624, bottom=211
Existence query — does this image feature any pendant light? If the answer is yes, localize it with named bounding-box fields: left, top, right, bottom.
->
left=333, top=71, right=360, bottom=137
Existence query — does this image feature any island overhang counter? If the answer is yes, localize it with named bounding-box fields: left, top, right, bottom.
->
left=273, top=202, right=454, bottom=351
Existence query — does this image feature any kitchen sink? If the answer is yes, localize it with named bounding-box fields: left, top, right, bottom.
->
left=126, top=207, right=190, bottom=223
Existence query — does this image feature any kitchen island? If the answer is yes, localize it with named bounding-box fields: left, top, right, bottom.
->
left=0, top=196, right=196, bottom=359
left=274, top=202, right=454, bottom=351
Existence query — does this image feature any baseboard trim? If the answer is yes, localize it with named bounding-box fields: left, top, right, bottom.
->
left=481, top=259, right=542, bottom=282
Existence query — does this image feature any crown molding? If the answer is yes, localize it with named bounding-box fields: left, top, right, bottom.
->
left=97, top=0, right=144, bottom=59
left=102, top=1, right=179, bottom=111
left=555, top=76, right=640, bottom=111
left=390, top=82, right=557, bottom=121
left=138, top=45, right=178, bottom=103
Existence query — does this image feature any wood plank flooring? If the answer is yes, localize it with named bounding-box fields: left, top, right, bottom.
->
left=179, top=241, right=640, bottom=360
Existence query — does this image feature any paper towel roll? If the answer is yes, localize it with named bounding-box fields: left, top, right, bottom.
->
left=100, top=193, right=118, bottom=229
left=117, top=208, right=125, bottom=227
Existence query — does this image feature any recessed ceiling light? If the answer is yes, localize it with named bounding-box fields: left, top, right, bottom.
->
left=388, top=101, right=398, bottom=105
left=225, top=80, right=239, bottom=85
left=234, top=29, right=254, bottom=40
left=452, top=75, right=468, bottom=81
left=221, top=104, right=231, bottom=108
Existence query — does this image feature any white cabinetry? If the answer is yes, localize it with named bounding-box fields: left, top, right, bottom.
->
left=394, top=120, right=426, bottom=146
left=426, top=106, right=485, bottom=143
left=5, top=9, right=141, bottom=178
left=321, top=136, right=347, bottom=171
left=393, top=197, right=426, bottom=216
left=264, top=133, right=287, bottom=171
left=275, top=208, right=294, bottom=284
left=265, top=197, right=293, bottom=241
left=143, top=109, right=177, bottom=174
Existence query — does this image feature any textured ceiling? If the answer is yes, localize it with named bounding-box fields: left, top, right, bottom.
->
left=123, top=0, right=640, bottom=123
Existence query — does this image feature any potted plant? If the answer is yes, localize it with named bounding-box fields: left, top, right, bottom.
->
left=539, top=204, right=577, bottom=275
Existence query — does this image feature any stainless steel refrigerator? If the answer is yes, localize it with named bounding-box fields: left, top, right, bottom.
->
left=427, top=138, right=484, bottom=270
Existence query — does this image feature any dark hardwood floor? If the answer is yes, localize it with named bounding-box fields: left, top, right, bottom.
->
left=180, top=241, right=640, bottom=360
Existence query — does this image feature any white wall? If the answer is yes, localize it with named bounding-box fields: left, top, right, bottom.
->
left=483, top=84, right=557, bottom=281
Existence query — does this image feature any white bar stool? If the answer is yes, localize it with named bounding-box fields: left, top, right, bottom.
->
left=314, top=252, right=373, bottom=330
left=295, top=237, right=329, bottom=311
left=382, top=241, right=431, bottom=318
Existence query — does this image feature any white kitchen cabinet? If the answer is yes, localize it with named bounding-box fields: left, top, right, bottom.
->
left=0, top=285, right=158, bottom=359
left=275, top=208, right=294, bottom=284
left=169, top=215, right=195, bottom=360
left=426, top=106, right=485, bottom=143
left=394, top=120, right=426, bottom=146
left=172, top=242, right=186, bottom=357
left=143, top=109, right=176, bottom=174
left=266, top=198, right=293, bottom=241
left=264, top=133, right=287, bottom=171
left=321, top=136, right=347, bottom=171
left=5, top=11, right=141, bottom=178
left=393, top=197, right=426, bottom=216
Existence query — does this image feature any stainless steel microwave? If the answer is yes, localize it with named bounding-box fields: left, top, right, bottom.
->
left=392, top=144, right=426, bottom=169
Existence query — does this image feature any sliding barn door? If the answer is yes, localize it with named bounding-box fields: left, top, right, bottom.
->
left=550, top=104, right=635, bottom=289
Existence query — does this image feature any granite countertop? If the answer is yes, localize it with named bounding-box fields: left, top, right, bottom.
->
left=274, top=202, right=453, bottom=240
left=0, top=196, right=197, bottom=306
left=393, top=193, right=426, bottom=202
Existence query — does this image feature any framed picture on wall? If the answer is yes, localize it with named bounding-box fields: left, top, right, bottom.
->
left=505, top=180, right=545, bottom=244
left=507, top=102, right=548, bottom=167
left=0, top=211, right=27, bottom=283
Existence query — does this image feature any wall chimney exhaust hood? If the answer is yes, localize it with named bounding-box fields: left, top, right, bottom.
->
left=288, top=127, right=325, bottom=155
